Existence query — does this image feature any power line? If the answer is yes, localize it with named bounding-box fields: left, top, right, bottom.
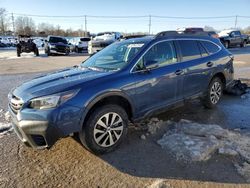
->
left=10, top=13, right=250, bottom=19
left=151, top=15, right=236, bottom=19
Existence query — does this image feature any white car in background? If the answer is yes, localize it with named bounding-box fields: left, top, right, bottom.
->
left=88, top=32, right=122, bottom=55
left=69, top=37, right=90, bottom=53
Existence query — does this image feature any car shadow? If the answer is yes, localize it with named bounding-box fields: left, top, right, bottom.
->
left=72, top=94, right=250, bottom=184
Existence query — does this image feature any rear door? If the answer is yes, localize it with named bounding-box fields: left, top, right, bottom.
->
left=177, top=40, right=215, bottom=98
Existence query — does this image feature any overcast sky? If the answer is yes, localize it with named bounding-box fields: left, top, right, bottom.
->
left=1, top=0, right=250, bottom=33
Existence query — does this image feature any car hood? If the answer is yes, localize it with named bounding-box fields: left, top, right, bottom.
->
left=13, top=67, right=111, bottom=101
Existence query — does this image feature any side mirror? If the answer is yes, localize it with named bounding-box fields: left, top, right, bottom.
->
left=230, top=33, right=235, bottom=37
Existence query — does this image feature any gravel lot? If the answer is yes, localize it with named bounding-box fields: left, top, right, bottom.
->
left=1, top=46, right=250, bottom=187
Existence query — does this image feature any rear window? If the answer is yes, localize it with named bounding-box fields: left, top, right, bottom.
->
left=201, top=41, right=220, bottom=54
left=198, top=42, right=209, bottom=57
left=178, top=40, right=201, bottom=61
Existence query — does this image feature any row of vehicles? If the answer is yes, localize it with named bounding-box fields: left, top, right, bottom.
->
left=11, top=28, right=250, bottom=57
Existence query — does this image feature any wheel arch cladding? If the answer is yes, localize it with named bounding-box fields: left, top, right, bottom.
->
left=82, top=93, right=134, bottom=129
left=212, top=72, right=226, bottom=88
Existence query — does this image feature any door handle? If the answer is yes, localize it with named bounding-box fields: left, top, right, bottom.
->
left=207, top=62, right=214, bottom=67
left=175, top=69, right=184, bottom=75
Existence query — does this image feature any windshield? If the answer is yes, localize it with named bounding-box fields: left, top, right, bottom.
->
left=81, top=41, right=145, bottom=71
left=49, top=37, right=68, bottom=44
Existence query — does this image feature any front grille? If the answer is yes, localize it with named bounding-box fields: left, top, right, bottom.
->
left=9, top=94, right=23, bottom=114
left=55, top=45, right=66, bottom=52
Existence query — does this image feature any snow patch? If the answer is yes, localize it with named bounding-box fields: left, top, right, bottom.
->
left=0, top=109, right=13, bottom=137
left=157, top=119, right=250, bottom=181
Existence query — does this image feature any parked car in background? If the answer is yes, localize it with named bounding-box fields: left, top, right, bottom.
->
left=33, top=38, right=45, bottom=48
left=218, top=30, right=248, bottom=48
left=0, top=37, right=12, bottom=47
left=88, top=32, right=122, bottom=55
left=9, top=31, right=234, bottom=154
left=69, top=37, right=90, bottom=53
left=247, top=35, right=250, bottom=44
left=16, top=35, right=39, bottom=57
left=177, top=27, right=204, bottom=34
left=44, top=36, right=70, bottom=56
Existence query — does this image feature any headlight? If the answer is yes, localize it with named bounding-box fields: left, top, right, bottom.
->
left=29, top=90, right=79, bottom=110
left=49, top=44, right=56, bottom=48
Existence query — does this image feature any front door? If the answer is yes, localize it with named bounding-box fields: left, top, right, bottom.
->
left=131, top=41, right=184, bottom=116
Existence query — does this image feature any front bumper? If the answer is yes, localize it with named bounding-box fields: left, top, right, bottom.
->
left=50, top=49, right=67, bottom=55
left=8, top=105, right=62, bottom=149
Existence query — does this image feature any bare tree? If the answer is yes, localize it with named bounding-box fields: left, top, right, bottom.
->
left=15, top=16, right=36, bottom=35
left=0, top=8, right=9, bottom=35
left=37, top=22, right=55, bottom=36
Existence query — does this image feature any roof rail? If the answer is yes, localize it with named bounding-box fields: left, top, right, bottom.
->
left=122, top=34, right=148, bottom=40
left=155, top=31, right=210, bottom=38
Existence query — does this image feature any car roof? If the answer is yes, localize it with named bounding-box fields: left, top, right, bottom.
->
left=124, top=34, right=221, bottom=46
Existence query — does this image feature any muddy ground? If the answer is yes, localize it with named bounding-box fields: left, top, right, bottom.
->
left=1, top=46, right=250, bottom=187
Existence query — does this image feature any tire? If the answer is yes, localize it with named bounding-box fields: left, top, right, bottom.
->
left=65, top=49, right=70, bottom=56
left=17, top=50, right=21, bottom=57
left=240, top=41, right=247, bottom=48
left=79, top=104, right=128, bottom=154
left=224, top=41, right=229, bottom=49
left=46, top=48, right=50, bottom=56
left=34, top=48, right=39, bottom=56
left=202, top=77, right=223, bottom=109
left=75, top=46, right=79, bottom=53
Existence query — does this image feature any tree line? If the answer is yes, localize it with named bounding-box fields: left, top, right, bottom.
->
left=0, top=8, right=89, bottom=37
left=1, top=7, right=250, bottom=37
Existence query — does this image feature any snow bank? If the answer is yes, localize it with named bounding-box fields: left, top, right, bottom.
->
left=157, top=119, right=250, bottom=182
left=0, top=109, right=13, bottom=138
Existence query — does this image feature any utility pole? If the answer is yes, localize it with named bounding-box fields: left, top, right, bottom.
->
left=11, top=13, right=15, bottom=36
left=148, top=15, right=151, bottom=35
left=84, top=15, right=87, bottom=37
left=234, top=15, right=238, bottom=29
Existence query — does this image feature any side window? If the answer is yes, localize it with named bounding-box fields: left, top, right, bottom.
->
left=235, top=31, right=241, bottom=36
left=201, top=41, right=220, bottom=54
left=198, top=42, right=209, bottom=57
left=136, top=41, right=177, bottom=70
left=178, top=40, right=201, bottom=61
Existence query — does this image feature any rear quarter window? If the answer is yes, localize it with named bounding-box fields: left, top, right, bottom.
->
left=201, top=41, right=220, bottom=54
left=178, top=40, right=201, bottom=61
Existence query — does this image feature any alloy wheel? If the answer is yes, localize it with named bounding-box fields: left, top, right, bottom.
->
left=93, top=112, right=124, bottom=147
left=210, top=81, right=222, bottom=104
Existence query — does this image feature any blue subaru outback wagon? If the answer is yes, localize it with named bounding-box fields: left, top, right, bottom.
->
left=8, top=31, right=234, bottom=154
